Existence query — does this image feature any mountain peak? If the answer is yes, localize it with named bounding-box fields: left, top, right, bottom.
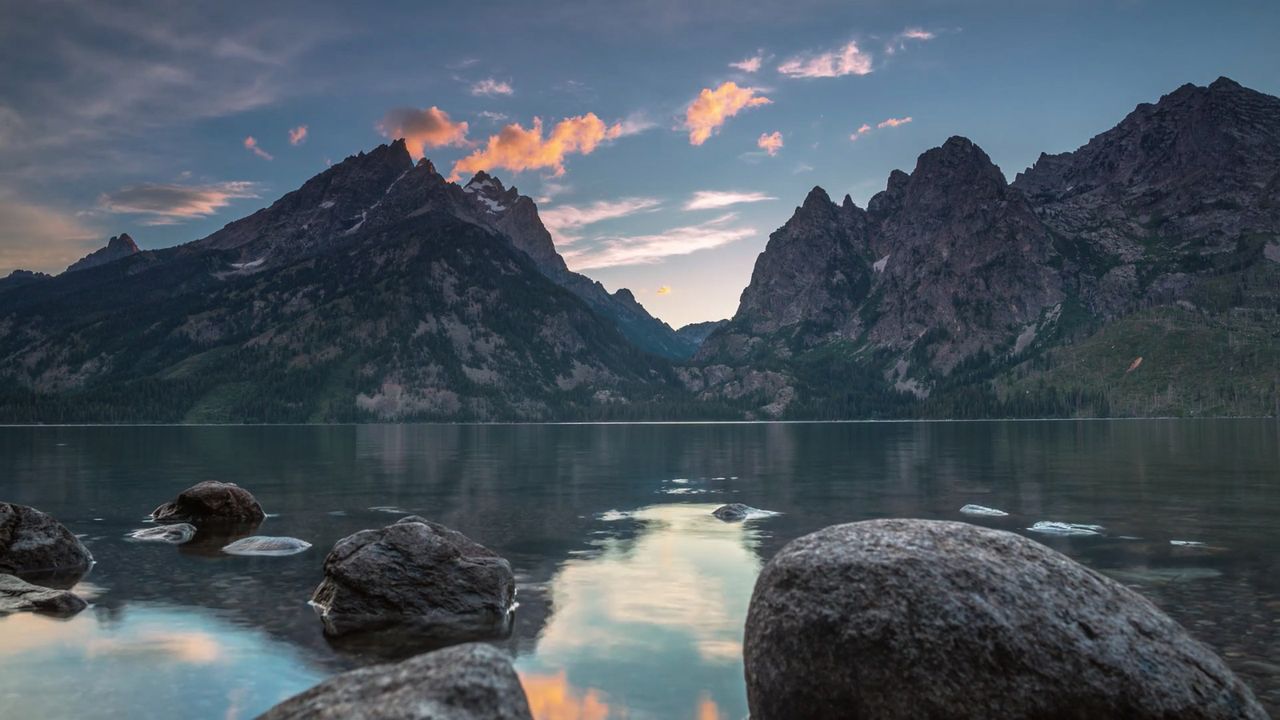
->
left=107, top=233, right=139, bottom=253
left=65, top=233, right=142, bottom=274
left=1209, top=76, right=1242, bottom=91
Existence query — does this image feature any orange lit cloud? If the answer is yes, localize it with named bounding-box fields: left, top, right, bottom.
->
left=878, top=116, right=913, bottom=128
left=778, top=41, right=873, bottom=78
left=449, top=113, right=622, bottom=180
left=684, top=82, right=772, bottom=146
left=849, top=123, right=872, bottom=141
left=656, top=285, right=672, bottom=295
left=288, top=125, right=308, bottom=145
left=243, top=135, right=272, bottom=160
left=519, top=671, right=611, bottom=720
left=757, top=131, right=783, bottom=156
left=378, top=106, right=471, bottom=159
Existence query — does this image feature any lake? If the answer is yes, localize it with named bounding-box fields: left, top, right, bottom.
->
left=1, top=420, right=1277, bottom=718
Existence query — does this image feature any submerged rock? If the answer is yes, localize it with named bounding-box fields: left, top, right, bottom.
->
left=258, top=643, right=533, bottom=720
left=0, top=574, right=87, bottom=616
left=222, top=536, right=311, bottom=556
left=0, top=503, right=93, bottom=584
left=150, top=481, right=265, bottom=525
left=1027, top=520, right=1103, bottom=536
left=711, top=503, right=776, bottom=522
left=309, top=516, right=514, bottom=640
left=128, top=524, right=196, bottom=544
left=959, top=504, right=1008, bottom=517
left=744, top=518, right=1266, bottom=719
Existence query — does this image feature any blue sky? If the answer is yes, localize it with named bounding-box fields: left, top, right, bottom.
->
left=1, top=0, right=1277, bottom=327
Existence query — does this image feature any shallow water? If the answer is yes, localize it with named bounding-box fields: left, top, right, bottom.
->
left=0, top=420, right=1277, bottom=718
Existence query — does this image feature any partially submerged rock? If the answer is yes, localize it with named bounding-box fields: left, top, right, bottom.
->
left=959, top=504, right=1008, bottom=517
left=0, top=573, right=87, bottom=617
left=1028, top=520, right=1103, bottom=536
left=310, top=516, right=514, bottom=640
left=150, top=481, right=265, bottom=525
left=258, top=643, right=533, bottom=720
left=222, top=536, right=311, bottom=557
left=744, top=518, right=1266, bottom=719
left=711, top=503, right=776, bottom=522
left=0, top=503, right=93, bottom=585
left=128, top=524, right=197, bottom=544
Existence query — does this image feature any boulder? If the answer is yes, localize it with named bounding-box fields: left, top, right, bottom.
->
left=0, top=573, right=87, bottom=616
left=257, top=643, right=533, bottom=720
left=0, top=503, right=93, bottom=583
left=310, top=516, right=515, bottom=640
left=128, top=524, right=197, bottom=544
left=150, top=481, right=265, bottom=525
left=744, top=519, right=1266, bottom=720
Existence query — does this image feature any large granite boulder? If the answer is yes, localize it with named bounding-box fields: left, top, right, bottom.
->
left=0, top=503, right=93, bottom=583
left=310, top=516, right=515, bottom=640
left=257, top=643, right=533, bottom=720
left=0, top=573, right=87, bottom=616
left=150, top=481, right=265, bottom=525
left=744, top=518, right=1266, bottom=720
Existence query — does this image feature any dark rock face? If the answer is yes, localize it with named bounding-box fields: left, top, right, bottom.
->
left=310, top=516, right=515, bottom=640
left=0, top=574, right=87, bottom=616
left=0, top=503, right=93, bottom=583
left=65, top=233, right=141, bottom=273
left=675, top=320, right=728, bottom=347
left=150, top=482, right=266, bottom=525
left=257, top=643, right=533, bottom=720
left=744, top=518, right=1266, bottom=719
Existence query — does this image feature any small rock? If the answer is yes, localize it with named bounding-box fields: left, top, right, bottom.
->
left=310, top=516, right=514, bottom=640
left=150, top=481, right=265, bottom=525
left=1027, top=520, right=1103, bottom=536
left=222, top=536, right=311, bottom=556
left=744, top=519, right=1266, bottom=719
left=712, top=503, right=775, bottom=521
left=0, top=574, right=87, bottom=616
left=128, top=524, right=196, bottom=544
left=0, top=503, right=94, bottom=584
left=257, top=643, right=533, bottom=720
left=959, top=504, right=1008, bottom=517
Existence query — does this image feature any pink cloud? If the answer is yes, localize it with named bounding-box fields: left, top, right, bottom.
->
left=243, top=136, right=272, bottom=160
left=378, top=106, right=471, bottom=159
left=778, top=41, right=872, bottom=78
left=878, top=116, right=913, bottom=128
left=901, top=28, right=935, bottom=40
left=450, top=113, right=623, bottom=180
left=729, top=53, right=763, bottom=73
left=288, top=125, right=308, bottom=145
left=470, top=78, right=514, bottom=97
left=756, top=131, right=783, bottom=156
left=684, top=82, right=772, bottom=146
left=849, top=123, right=872, bottom=142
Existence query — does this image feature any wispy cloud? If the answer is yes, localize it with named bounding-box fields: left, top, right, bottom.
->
left=477, top=111, right=509, bottom=123
left=540, top=197, right=661, bottom=244
left=886, top=27, right=936, bottom=54
left=656, top=285, right=672, bottom=295
left=757, top=131, right=783, bottom=156
left=684, top=82, right=772, bottom=146
left=0, top=194, right=100, bottom=274
left=98, top=181, right=260, bottom=225
left=729, top=53, right=764, bottom=73
left=685, top=190, right=776, bottom=211
left=243, top=136, right=273, bottom=160
left=901, top=28, right=936, bottom=40
left=288, top=125, right=308, bottom=145
left=470, top=78, right=514, bottom=97
left=878, top=116, right=913, bottom=128
left=778, top=40, right=873, bottom=78
left=378, top=106, right=471, bottom=159
left=564, top=213, right=755, bottom=270
left=450, top=113, right=623, bottom=180
left=615, top=113, right=658, bottom=137
left=849, top=123, right=872, bottom=141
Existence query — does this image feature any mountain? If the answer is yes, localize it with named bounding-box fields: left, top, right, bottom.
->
left=675, top=320, right=728, bottom=347
left=65, top=233, right=140, bottom=273
left=696, top=78, right=1279, bottom=418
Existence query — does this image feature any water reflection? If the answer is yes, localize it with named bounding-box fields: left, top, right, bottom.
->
left=517, top=504, right=765, bottom=719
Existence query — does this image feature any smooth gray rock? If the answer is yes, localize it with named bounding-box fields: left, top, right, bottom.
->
left=0, top=503, right=93, bottom=583
left=256, top=643, right=533, bottom=720
left=0, top=573, right=87, bottom=616
left=222, top=536, right=311, bottom=556
left=310, top=516, right=514, bottom=639
left=150, top=481, right=265, bottom=525
left=744, top=518, right=1266, bottom=720
left=128, top=524, right=197, bottom=544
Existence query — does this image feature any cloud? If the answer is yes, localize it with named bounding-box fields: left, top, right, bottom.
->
left=757, top=131, right=783, bottom=156
left=730, top=53, right=763, bottom=73
left=656, top=285, right=672, bottom=295
left=243, top=136, right=272, bottom=160
left=288, top=125, right=308, bottom=145
left=901, top=28, right=935, bottom=40
left=97, top=181, right=260, bottom=225
left=378, top=106, right=471, bottom=159
left=684, top=82, right=772, bottom=146
left=684, top=190, right=776, bottom=211
left=877, top=116, right=913, bottom=128
left=450, top=113, right=623, bottom=180
left=615, top=113, right=658, bottom=137
left=0, top=195, right=100, bottom=274
left=887, top=27, right=936, bottom=54
left=563, top=213, right=755, bottom=270
left=470, top=78, right=514, bottom=97
left=778, top=41, right=873, bottom=78
left=477, top=111, right=509, bottom=123
left=849, top=123, right=872, bottom=141
left=539, top=197, right=661, bottom=245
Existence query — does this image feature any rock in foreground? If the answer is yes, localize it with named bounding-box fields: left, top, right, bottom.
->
left=128, top=524, right=197, bottom=544
left=0, top=503, right=93, bottom=582
left=712, top=503, right=776, bottom=522
left=257, top=643, right=533, bottom=720
left=744, top=518, right=1266, bottom=719
left=150, top=481, right=265, bottom=525
left=0, top=574, right=87, bottom=616
left=222, top=536, right=311, bottom=556
left=310, top=516, right=514, bottom=639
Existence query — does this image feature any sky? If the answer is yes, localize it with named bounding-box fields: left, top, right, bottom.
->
left=1, top=0, right=1277, bottom=328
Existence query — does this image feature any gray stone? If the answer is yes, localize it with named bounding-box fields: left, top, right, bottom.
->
left=310, top=516, right=514, bottom=640
left=256, top=643, right=533, bottom=720
left=222, top=536, right=312, bottom=556
left=744, top=518, right=1266, bottom=719
left=150, top=481, right=265, bottom=525
left=0, top=503, right=93, bottom=583
left=128, top=524, right=197, bottom=544
left=0, top=573, right=87, bottom=616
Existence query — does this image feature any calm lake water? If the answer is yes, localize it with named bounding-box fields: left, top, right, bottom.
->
left=1, top=421, right=1278, bottom=718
